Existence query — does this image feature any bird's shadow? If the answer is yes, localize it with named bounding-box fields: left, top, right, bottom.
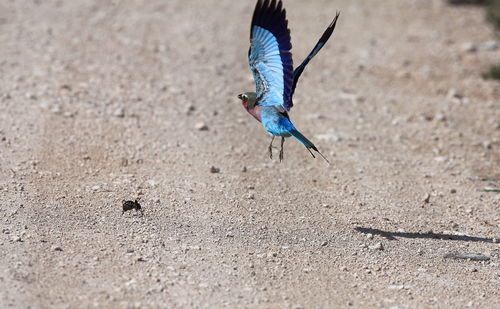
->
left=355, top=227, right=497, bottom=244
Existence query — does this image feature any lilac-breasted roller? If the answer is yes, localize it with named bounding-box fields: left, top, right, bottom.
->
left=237, top=0, right=339, bottom=162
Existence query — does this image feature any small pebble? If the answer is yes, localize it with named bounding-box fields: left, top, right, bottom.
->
left=447, top=88, right=463, bottom=100
left=268, top=252, right=277, bottom=258
left=51, top=245, right=62, bottom=251
left=209, top=166, right=220, bottom=173
left=51, top=105, right=62, bottom=114
left=450, top=188, right=457, bottom=194
left=461, top=42, right=477, bottom=53
left=435, top=113, right=446, bottom=122
left=479, top=40, right=498, bottom=51
left=483, top=186, right=500, bottom=192
left=113, top=107, right=125, bottom=117
left=315, top=133, right=342, bottom=142
left=26, top=93, right=37, bottom=100
left=396, top=70, right=411, bottom=78
left=434, top=156, right=448, bottom=163
left=444, top=252, right=490, bottom=261
left=186, top=105, right=195, bottom=114
left=195, top=122, right=209, bottom=131
left=423, top=193, right=431, bottom=203
left=369, top=242, right=384, bottom=251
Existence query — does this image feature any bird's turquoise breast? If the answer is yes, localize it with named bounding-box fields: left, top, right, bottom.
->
left=260, top=106, right=294, bottom=137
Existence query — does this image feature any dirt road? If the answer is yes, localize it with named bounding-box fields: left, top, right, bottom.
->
left=1, top=0, right=499, bottom=308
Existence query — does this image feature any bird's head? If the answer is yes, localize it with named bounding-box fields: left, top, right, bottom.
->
left=237, top=92, right=257, bottom=109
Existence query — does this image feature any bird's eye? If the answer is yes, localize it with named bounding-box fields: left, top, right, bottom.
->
left=242, top=94, right=248, bottom=100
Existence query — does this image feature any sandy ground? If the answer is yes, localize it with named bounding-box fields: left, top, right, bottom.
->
left=1, top=0, right=499, bottom=308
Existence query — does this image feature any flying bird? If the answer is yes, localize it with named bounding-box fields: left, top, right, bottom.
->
left=237, top=0, right=339, bottom=162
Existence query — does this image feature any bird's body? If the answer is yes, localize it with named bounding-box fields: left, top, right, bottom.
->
left=260, top=106, right=292, bottom=138
left=238, top=0, right=339, bottom=162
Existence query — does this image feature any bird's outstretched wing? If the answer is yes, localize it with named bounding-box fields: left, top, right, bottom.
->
left=249, top=0, right=293, bottom=111
left=287, top=11, right=340, bottom=111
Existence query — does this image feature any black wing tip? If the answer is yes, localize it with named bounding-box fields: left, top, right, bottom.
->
left=251, top=0, right=290, bottom=43
left=330, top=11, right=341, bottom=28
left=252, top=0, right=287, bottom=28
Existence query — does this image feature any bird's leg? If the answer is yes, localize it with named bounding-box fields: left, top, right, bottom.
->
left=279, top=137, right=285, bottom=162
left=268, top=136, right=275, bottom=159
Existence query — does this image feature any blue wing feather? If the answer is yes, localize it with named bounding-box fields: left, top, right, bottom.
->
left=248, top=1, right=339, bottom=112
left=249, top=0, right=293, bottom=110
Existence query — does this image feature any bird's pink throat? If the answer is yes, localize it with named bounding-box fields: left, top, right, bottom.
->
left=243, top=103, right=261, bottom=122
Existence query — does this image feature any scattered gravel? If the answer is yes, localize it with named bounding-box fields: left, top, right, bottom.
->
left=0, top=1, right=498, bottom=308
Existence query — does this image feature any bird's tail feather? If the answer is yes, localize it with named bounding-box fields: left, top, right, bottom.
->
left=290, top=129, right=330, bottom=164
